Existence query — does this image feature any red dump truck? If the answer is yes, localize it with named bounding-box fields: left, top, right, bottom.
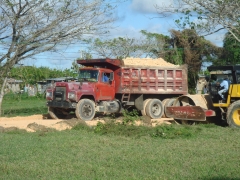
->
left=46, top=58, right=188, bottom=120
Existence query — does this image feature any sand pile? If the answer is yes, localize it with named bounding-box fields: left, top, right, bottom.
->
left=122, top=57, right=178, bottom=67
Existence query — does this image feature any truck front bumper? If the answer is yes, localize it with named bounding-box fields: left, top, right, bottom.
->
left=47, top=100, right=77, bottom=109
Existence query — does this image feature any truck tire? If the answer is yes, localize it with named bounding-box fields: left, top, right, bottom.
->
left=48, top=107, right=68, bottom=119
left=145, top=99, right=163, bottom=119
left=75, top=99, right=96, bottom=121
left=161, top=98, right=169, bottom=118
left=226, top=100, right=240, bottom=128
left=141, top=99, right=151, bottom=116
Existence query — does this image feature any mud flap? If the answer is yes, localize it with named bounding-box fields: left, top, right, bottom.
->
left=166, top=106, right=215, bottom=121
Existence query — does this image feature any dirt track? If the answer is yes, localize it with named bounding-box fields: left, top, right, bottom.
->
left=0, top=115, right=104, bottom=132
left=0, top=114, right=173, bottom=132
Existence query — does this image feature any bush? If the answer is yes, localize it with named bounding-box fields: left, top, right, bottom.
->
left=122, top=109, right=139, bottom=124
left=72, top=121, right=203, bottom=139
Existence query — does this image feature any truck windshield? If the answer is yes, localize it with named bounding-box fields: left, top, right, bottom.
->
left=78, top=70, right=99, bottom=82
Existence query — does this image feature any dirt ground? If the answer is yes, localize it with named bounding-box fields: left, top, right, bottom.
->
left=0, top=114, right=174, bottom=132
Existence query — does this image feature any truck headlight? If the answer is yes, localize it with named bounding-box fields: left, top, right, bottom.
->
left=46, top=91, right=53, bottom=100
left=68, top=92, right=76, bottom=100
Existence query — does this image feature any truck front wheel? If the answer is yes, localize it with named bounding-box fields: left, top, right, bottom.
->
left=75, top=99, right=96, bottom=121
left=145, top=99, right=163, bottom=119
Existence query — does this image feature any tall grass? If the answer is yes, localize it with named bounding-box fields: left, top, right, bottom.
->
left=0, top=124, right=240, bottom=179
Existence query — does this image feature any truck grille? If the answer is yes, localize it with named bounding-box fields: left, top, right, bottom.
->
left=54, top=87, right=66, bottom=101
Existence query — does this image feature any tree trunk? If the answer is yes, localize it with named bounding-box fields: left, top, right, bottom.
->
left=0, top=77, right=8, bottom=116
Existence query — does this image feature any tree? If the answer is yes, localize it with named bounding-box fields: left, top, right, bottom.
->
left=86, top=29, right=220, bottom=90
left=86, top=37, right=143, bottom=59
left=86, top=31, right=171, bottom=59
left=140, top=30, right=184, bottom=65
left=10, top=66, right=77, bottom=85
left=156, top=0, right=240, bottom=42
left=71, top=60, right=79, bottom=74
left=0, top=0, right=119, bottom=115
left=170, top=29, right=221, bottom=89
left=222, top=31, right=240, bottom=65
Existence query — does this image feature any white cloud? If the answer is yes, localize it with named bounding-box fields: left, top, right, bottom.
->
left=109, top=26, right=141, bottom=38
left=130, top=0, right=174, bottom=14
left=108, top=23, right=169, bottom=40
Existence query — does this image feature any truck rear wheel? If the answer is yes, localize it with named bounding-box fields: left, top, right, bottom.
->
left=48, top=107, right=68, bottom=119
left=141, top=99, right=152, bottom=116
left=75, top=99, right=96, bottom=121
left=145, top=99, right=163, bottom=119
left=161, top=98, right=169, bottom=118
left=227, top=100, right=240, bottom=128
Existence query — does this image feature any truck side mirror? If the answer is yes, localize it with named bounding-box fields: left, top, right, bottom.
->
left=109, top=72, right=114, bottom=81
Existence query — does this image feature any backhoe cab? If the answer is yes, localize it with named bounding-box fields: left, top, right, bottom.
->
left=207, top=65, right=240, bottom=127
left=207, top=65, right=240, bottom=105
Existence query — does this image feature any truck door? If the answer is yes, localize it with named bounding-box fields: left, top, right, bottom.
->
left=96, top=72, right=115, bottom=100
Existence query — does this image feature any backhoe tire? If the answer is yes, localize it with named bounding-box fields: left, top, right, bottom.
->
left=145, top=99, right=163, bottom=119
left=226, top=100, right=240, bottom=128
left=141, top=99, right=152, bottom=116
left=48, top=107, right=68, bottom=119
left=75, top=99, right=96, bottom=121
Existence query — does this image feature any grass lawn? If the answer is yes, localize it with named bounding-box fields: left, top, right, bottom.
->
left=1, top=93, right=240, bottom=179
left=0, top=124, right=240, bottom=180
left=1, top=93, right=47, bottom=117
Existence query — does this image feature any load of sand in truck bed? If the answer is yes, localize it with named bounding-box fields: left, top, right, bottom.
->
left=122, top=57, right=179, bottom=67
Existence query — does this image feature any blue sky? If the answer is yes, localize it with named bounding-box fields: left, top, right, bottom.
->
left=22, top=0, right=225, bottom=69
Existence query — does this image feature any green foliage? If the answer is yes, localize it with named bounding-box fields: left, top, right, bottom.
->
left=94, top=121, right=114, bottom=134
left=73, top=120, right=202, bottom=139
left=71, top=122, right=90, bottom=131
left=10, top=66, right=77, bottom=85
left=70, top=60, right=80, bottom=73
left=151, top=125, right=202, bottom=139
left=222, top=31, right=240, bottom=65
left=93, top=122, right=153, bottom=137
left=122, top=109, right=139, bottom=124
left=170, top=29, right=221, bottom=90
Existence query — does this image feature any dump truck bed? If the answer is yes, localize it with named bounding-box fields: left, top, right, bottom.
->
left=115, top=65, right=188, bottom=94
left=77, top=58, right=188, bottom=95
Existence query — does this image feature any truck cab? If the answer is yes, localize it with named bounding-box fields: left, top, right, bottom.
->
left=78, top=67, right=115, bottom=101
left=46, top=67, right=117, bottom=120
